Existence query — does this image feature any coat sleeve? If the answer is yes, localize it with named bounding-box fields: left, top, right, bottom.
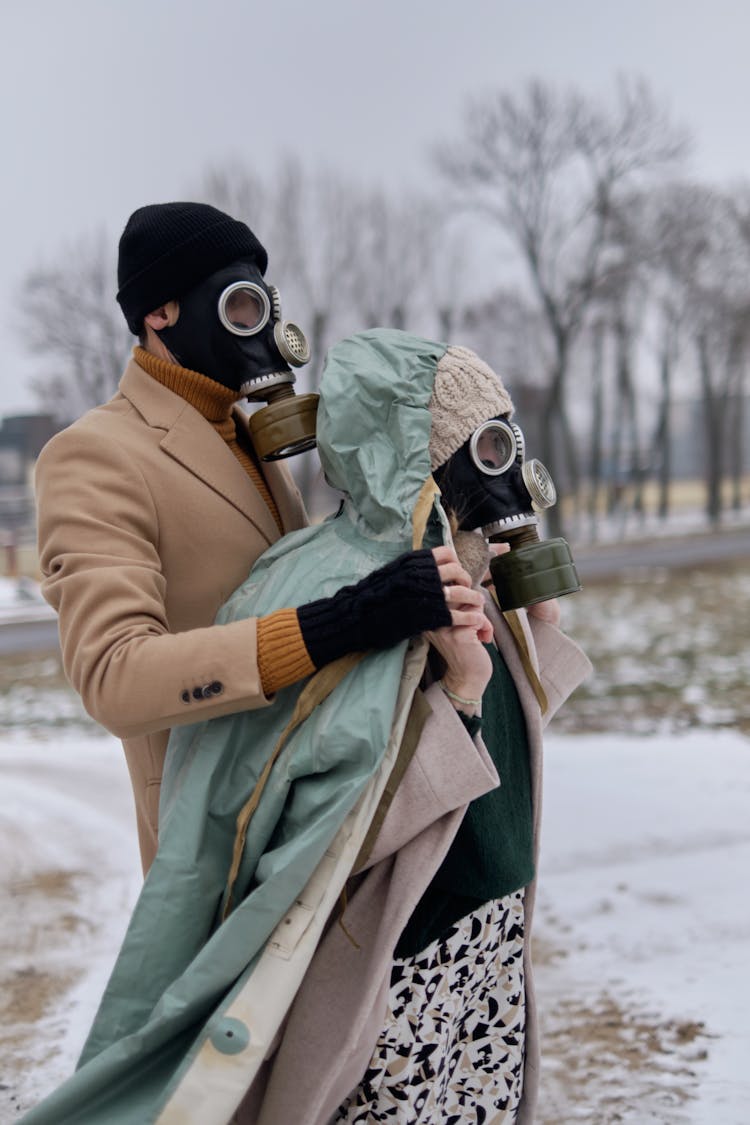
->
left=358, top=682, right=500, bottom=870
left=35, top=425, right=273, bottom=740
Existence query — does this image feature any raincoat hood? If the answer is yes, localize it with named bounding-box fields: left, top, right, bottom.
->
left=317, top=329, right=447, bottom=537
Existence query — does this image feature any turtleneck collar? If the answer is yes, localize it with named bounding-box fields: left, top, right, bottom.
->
left=134, top=346, right=241, bottom=422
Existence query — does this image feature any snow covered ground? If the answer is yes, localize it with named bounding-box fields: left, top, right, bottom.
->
left=2, top=724, right=748, bottom=1123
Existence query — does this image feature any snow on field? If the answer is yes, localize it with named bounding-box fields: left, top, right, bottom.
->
left=1, top=725, right=749, bottom=1123
left=535, top=730, right=750, bottom=1124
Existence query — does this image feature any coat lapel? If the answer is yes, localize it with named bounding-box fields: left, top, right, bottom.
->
left=119, top=358, right=281, bottom=547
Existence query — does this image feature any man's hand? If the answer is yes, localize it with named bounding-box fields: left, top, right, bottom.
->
left=297, top=546, right=482, bottom=669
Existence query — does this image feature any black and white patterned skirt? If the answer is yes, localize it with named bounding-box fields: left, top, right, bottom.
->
left=333, top=890, right=526, bottom=1124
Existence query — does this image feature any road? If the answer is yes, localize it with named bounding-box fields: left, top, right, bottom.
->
left=571, top=524, right=750, bottom=582
left=1, top=525, right=747, bottom=654
left=0, top=614, right=59, bottom=654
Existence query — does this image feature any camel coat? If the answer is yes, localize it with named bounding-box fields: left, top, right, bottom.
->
left=35, top=355, right=307, bottom=870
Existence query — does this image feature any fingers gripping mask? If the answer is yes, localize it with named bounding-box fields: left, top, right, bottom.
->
left=157, top=260, right=317, bottom=459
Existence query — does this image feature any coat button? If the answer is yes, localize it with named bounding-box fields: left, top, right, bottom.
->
left=209, top=681, right=224, bottom=696
left=192, top=687, right=204, bottom=700
left=181, top=690, right=190, bottom=704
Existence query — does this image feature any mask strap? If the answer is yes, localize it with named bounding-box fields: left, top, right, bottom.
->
left=412, top=476, right=442, bottom=549
left=488, top=588, right=549, bottom=715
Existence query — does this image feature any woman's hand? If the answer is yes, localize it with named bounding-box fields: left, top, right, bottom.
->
left=431, top=545, right=488, bottom=632
left=527, top=597, right=561, bottom=626
left=428, top=546, right=493, bottom=714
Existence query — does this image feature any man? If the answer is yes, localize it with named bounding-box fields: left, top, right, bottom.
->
left=35, top=202, right=483, bottom=873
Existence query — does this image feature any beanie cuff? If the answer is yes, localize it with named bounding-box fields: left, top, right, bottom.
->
left=428, top=346, right=514, bottom=470
left=116, top=203, right=268, bottom=334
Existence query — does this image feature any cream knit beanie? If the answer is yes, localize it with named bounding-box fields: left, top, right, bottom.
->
left=428, top=346, right=514, bottom=471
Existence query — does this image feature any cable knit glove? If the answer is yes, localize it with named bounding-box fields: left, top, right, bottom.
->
left=297, top=548, right=452, bottom=669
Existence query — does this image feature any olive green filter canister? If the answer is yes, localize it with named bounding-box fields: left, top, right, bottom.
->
left=489, top=536, right=582, bottom=610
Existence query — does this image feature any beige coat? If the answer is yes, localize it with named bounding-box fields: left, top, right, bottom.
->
left=35, top=356, right=307, bottom=870
left=233, top=602, right=592, bottom=1125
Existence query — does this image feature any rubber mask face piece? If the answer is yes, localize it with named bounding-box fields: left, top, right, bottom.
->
left=156, top=259, right=309, bottom=394
left=434, top=417, right=556, bottom=537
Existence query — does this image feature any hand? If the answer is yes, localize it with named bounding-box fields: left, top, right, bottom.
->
left=431, top=545, right=488, bottom=632
left=427, top=549, right=494, bottom=711
left=427, top=618, right=493, bottom=714
left=527, top=597, right=561, bottom=626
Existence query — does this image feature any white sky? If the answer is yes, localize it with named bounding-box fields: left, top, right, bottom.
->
left=2, top=0, right=750, bottom=414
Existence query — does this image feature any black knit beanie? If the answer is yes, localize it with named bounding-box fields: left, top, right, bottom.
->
left=116, top=201, right=268, bottom=334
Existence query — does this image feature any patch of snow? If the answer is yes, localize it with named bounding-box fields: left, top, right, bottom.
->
left=2, top=727, right=749, bottom=1122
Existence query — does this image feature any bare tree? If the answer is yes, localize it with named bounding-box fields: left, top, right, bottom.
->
left=661, top=184, right=750, bottom=523
left=590, top=192, right=657, bottom=526
left=197, top=161, right=270, bottom=243
left=637, top=182, right=707, bottom=520
left=586, top=316, right=608, bottom=535
left=348, top=187, right=440, bottom=333
left=269, top=157, right=366, bottom=390
left=19, top=232, right=131, bottom=422
left=435, top=77, right=688, bottom=534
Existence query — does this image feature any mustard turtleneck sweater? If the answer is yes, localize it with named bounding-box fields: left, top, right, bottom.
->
left=134, top=347, right=315, bottom=694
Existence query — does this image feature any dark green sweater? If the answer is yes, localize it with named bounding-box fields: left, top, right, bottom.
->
left=395, top=643, right=535, bottom=958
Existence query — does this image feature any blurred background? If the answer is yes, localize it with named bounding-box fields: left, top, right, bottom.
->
left=1, top=3, right=749, bottom=1123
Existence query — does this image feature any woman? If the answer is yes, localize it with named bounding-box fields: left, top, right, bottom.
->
left=22, top=330, right=589, bottom=1125
left=249, top=333, right=591, bottom=1125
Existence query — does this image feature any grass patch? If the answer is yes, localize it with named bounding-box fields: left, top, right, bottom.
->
left=553, top=559, right=750, bottom=735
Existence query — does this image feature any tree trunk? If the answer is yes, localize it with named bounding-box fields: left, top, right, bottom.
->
left=697, top=334, right=724, bottom=526
left=588, top=321, right=605, bottom=540
left=652, top=323, right=674, bottom=521
left=728, top=351, right=747, bottom=512
left=540, top=335, right=569, bottom=540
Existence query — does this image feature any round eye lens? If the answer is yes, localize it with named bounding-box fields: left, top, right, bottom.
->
left=470, top=421, right=517, bottom=475
left=218, top=283, right=270, bottom=335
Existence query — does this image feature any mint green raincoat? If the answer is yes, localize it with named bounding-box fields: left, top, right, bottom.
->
left=22, top=329, right=454, bottom=1125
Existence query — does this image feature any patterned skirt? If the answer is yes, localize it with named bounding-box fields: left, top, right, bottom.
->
left=333, top=891, right=526, bottom=1124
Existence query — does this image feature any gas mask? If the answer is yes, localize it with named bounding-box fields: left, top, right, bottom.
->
left=434, top=416, right=581, bottom=609
left=156, top=259, right=318, bottom=459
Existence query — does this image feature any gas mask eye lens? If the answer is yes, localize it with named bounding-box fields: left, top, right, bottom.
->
left=469, top=420, right=517, bottom=475
left=217, top=282, right=271, bottom=336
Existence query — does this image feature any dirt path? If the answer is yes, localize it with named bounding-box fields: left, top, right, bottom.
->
left=533, top=931, right=712, bottom=1124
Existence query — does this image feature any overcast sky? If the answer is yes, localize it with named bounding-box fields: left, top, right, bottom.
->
left=2, top=0, right=749, bottom=415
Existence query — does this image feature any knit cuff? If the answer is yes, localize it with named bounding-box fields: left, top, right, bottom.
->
left=297, top=548, right=451, bottom=670
left=257, top=609, right=316, bottom=695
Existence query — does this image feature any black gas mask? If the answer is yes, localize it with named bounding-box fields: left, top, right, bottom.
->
left=157, top=259, right=317, bottom=459
left=434, top=416, right=581, bottom=609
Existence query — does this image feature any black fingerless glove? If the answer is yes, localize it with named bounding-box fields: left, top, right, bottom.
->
left=297, top=548, right=451, bottom=668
